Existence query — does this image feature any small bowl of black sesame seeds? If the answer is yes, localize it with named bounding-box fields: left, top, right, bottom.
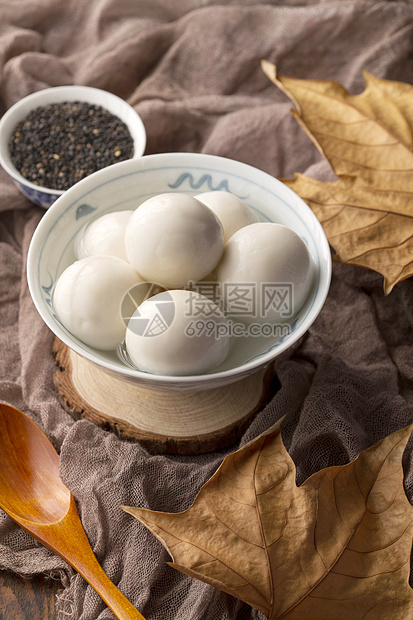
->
left=0, top=85, right=146, bottom=208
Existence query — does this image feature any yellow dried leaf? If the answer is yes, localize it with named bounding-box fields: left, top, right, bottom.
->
left=261, top=61, right=413, bottom=294
left=122, top=421, right=413, bottom=619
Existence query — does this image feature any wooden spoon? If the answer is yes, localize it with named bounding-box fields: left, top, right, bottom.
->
left=0, top=403, right=146, bottom=620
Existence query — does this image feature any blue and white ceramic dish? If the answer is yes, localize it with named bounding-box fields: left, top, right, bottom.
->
left=0, top=85, right=146, bottom=208
left=27, top=152, right=331, bottom=391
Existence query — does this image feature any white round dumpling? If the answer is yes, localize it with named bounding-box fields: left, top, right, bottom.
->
left=75, top=210, right=133, bottom=262
left=217, top=223, right=314, bottom=324
left=195, top=191, right=259, bottom=243
left=125, top=289, right=230, bottom=375
left=53, top=255, right=141, bottom=350
left=125, top=193, right=224, bottom=288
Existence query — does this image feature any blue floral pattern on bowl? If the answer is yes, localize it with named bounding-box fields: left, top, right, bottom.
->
left=168, top=172, right=248, bottom=199
left=14, top=179, right=61, bottom=209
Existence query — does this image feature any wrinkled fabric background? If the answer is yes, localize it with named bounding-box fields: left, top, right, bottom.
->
left=0, top=1, right=413, bottom=618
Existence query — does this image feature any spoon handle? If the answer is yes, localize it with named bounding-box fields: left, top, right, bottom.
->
left=69, top=550, right=146, bottom=620
left=14, top=496, right=146, bottom=620
left=72, top=553, right=146, bottom=620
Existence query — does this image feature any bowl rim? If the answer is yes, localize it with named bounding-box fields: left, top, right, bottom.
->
left=0, top=84, right=147, bottom=197
left=27, top=152, right=332, bottom=389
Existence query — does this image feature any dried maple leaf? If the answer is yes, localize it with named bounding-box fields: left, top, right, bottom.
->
left=261, top=61, right=413, bottom=294
left=122, top=420, right=413, bottom=619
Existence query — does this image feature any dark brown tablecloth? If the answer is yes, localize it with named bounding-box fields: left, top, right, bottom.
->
left=0, top=1, right=412, bottom=618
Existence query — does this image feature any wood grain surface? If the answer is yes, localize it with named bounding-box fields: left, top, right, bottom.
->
left=0, top=570, right=61, bottom=619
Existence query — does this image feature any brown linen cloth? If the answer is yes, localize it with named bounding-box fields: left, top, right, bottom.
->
left=1, top=1, right=413, bottom=618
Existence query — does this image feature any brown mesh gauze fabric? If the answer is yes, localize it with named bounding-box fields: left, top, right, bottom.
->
left=0, top=1, right=413, bottom=619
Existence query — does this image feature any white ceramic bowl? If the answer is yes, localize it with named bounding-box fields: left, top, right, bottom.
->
left=0, top=85, right=146, bottom=208
left=27, top=152, right=331, bottom=392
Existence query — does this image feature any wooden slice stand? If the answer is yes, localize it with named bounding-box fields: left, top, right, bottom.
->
left=53, top=338, right=274, bottom=455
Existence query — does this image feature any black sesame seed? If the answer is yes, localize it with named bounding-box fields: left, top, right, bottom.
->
left=9, top=101, right=135, bottom=191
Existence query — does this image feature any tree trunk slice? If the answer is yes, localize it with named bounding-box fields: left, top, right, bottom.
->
left=53, top=337, right=275, bottom=455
